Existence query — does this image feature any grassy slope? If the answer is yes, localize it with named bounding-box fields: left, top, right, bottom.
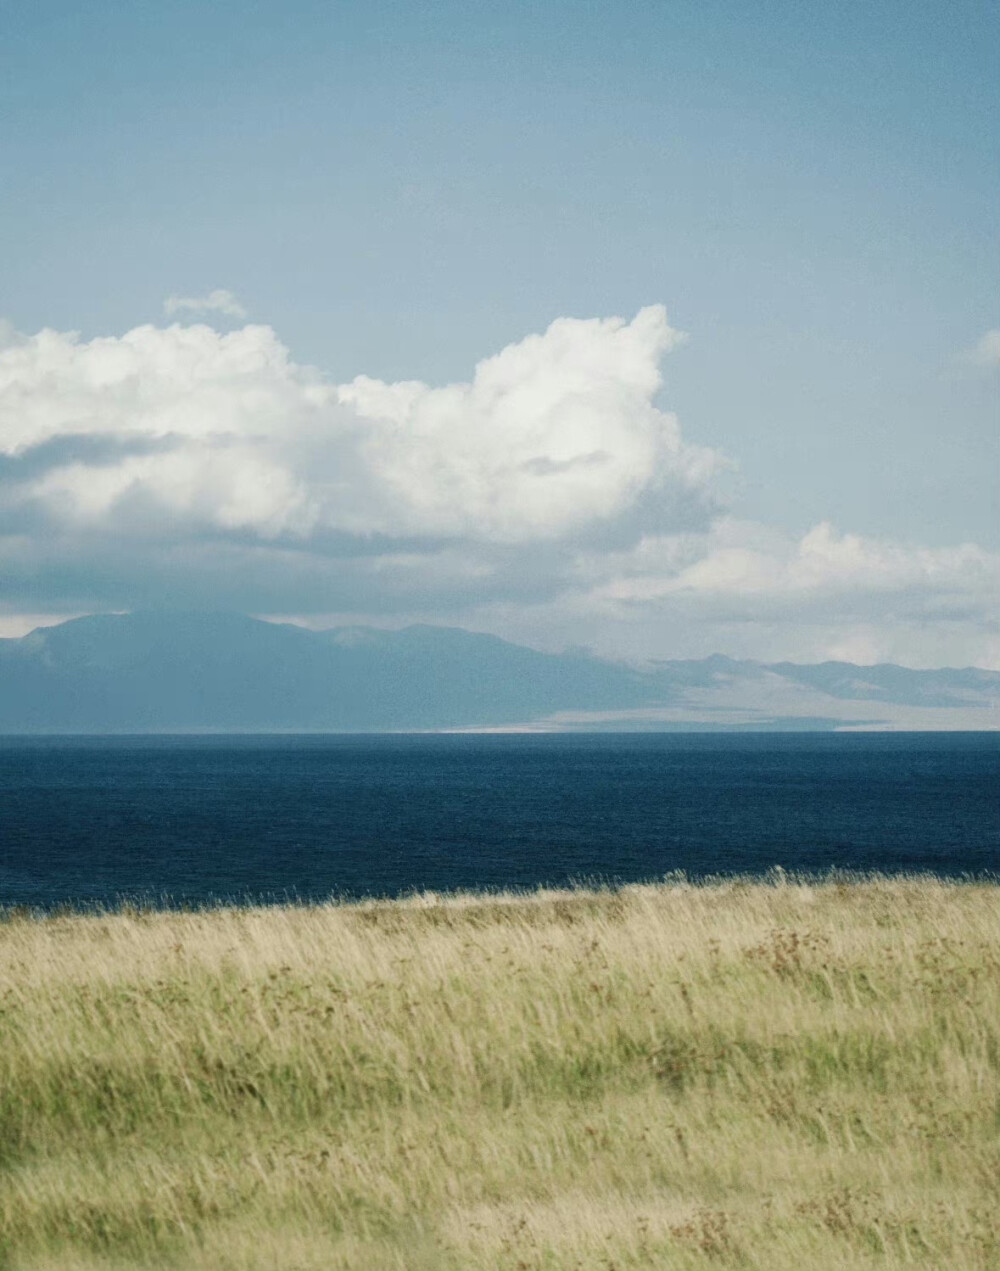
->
left=0, top=879, right=997, bottom=1270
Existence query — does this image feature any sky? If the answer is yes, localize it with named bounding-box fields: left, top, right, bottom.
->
left=1, top=0, right=998, bottom=667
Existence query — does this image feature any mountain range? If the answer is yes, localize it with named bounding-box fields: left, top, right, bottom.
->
left=0, top=612, right=996, bottom=733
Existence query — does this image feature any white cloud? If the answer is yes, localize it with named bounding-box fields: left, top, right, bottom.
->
left=338, top=305, right=715, bottom=541
left=0, top=307, right=996, bottom=669
left=485, top=518, right=1000, bottom=668
left=0, top=306, right=719, bottom=545
left=962, top=328, right=1000, bottom=368
left=588, top=519, right=997, bottom=610
left=163, top=289, right=248, bottom=320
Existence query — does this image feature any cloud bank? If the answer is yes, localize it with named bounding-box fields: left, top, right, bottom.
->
left=0, top=306, right=717, bottom=544
left=0, top=306, right=996, bottom=667
left=533, top=518, right=999, bottom=667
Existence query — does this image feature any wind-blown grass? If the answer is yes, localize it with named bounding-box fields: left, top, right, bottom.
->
left=1, top=876, right=997, bottom=1269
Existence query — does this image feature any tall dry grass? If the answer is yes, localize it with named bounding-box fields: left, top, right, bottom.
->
left=0, top=876, right=997, bottom=1270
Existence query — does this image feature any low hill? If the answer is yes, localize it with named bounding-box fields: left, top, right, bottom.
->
left=0, top=612, right=996, bottom=732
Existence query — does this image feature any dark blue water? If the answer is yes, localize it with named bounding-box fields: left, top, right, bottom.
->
left=1, top=733, right=996, bottom=909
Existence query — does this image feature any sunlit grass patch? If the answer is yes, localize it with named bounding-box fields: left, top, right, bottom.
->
left=1, top=876, right=997, bottom=1269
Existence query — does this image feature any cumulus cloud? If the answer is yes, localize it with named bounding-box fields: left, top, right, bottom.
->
left=488, top=519, right=1000, bottom=667
left=338, top=306, right=717, bottom=542
left=163, top=289, right=248, bottom=320
left=584, top=519, right=997, bottom=613
left=0, top=306, right=719, bottom=550
left=1, top=306, right=996, bottom=668
left=0, top=306, right=729, bottom=622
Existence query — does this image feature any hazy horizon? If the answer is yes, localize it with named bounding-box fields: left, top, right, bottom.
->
left=2, top=609, right=996, bottom=733
left=3, top=607, right=999, bottom=675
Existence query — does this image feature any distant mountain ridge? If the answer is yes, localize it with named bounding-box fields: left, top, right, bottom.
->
left=0, top=612, right=996, bottom=732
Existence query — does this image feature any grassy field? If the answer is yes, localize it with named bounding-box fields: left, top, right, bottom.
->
left=0, top=877, right=997, bottom=1270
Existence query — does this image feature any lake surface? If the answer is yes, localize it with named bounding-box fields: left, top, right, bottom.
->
left=1, top=733, right=996, bottom=909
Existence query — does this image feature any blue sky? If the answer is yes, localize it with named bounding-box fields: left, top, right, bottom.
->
left=1, top=1, right=997, bottom=665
